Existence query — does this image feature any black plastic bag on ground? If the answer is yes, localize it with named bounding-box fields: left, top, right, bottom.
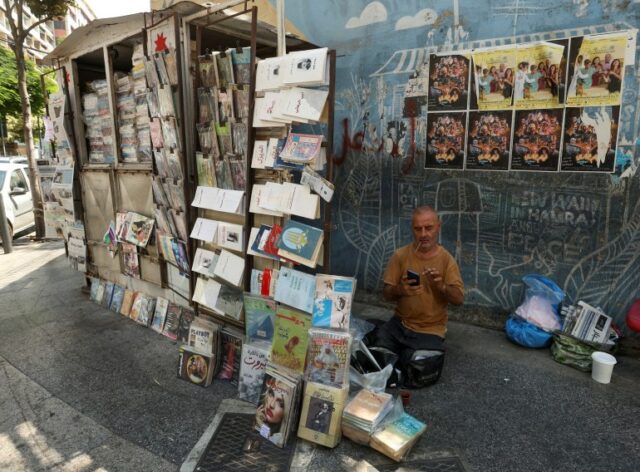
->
left=401, top=349, right=445, bottom=389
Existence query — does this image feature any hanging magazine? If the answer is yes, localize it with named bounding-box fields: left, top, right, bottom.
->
left=304, top=328, right=352, bottom=388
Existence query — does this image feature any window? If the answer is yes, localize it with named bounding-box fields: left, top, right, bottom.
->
left=10, top=170, right=28, bottom=191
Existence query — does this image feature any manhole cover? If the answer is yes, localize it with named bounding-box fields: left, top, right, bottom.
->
left=195, top=413, right=297, bottom=472
left=376, top=456, right=467, bottom=472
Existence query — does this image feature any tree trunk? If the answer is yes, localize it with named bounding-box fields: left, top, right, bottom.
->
left=14, top=41, right=45, bottom=239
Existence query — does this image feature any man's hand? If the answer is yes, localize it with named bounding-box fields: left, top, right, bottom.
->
left=383, top=277, right=422, bottom=301
left=424, top=268, right=446, bottom=293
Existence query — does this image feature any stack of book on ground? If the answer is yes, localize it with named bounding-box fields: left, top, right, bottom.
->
left=369, top=411, right=428, bottom=462
left=177, top=316, right=221, bottom=387
left=341, top=389, right=394, bottom=445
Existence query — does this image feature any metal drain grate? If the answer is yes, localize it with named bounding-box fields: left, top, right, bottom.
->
left=195, top=413, right=297, bottom=472
left=376, top=456, right=467, bottom=472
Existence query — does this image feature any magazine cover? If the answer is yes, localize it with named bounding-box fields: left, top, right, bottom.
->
left=511, top=108, right=563, bottom=171
left=129, top=293, right=143, bottom=322
left=162, top=303, right=182, bottom=341
left=124, top=212, right=155, bottom=247
left=192, top=248, right=219, bottom=278
left=178, top=345, right=215, bottom=387
left=198, top=53, right=218, bottom=87
left=566, top=33, right=627, bottom=107
left=254, top=369, right=297, bottom=448
left=151, top=297, right=169, bottom=333
left=102, top=281, right=115, bottom=308
left=188, top=317, right=219, bottom=354
left=271, top=307, right=312, bottom=373
left=177, top=307, right=195, bottom=343
left=304, top=328, right=352, bottom=388
left=514, top=42, right=566, bottom=109
left=244, top=293, right=276, bottom=343
left=274, top=267, right=316, bottom=314
left=561, top=105, right=619, bottom=172
left=428, top=53, right=470, bottom=111
left=425, top=112, right=466, bottom=170
left=466, top=110, right=512, bottom=171
left=217, top=328, right=243, bottom=384
left=122, top=243, right=141, bottom=278
left=312, top=275, right=356, bottom=330
left=471, top=47, right=517, bottom=110
left=238, top=342, right=271, bottom=404
left=215, top=285, right=244, bottom=321
left=120, top=289, right=136, bottom=316
left=279, top=133, right=322, bottom=164
left=216, top=52, right=235, bottom=89
left=136, top=297, right=156, bottom=327
left=110, top=285, right=125, bottom=313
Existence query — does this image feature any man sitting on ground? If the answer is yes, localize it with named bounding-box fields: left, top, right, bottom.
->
left=375, top=206, right=464, bottom=386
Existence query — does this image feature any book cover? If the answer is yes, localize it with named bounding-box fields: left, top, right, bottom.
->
left=297, top=382, right=349, bottom=448
left=122, top=243, right=141, bottom=279
left=215, top=123, right=233, bottom=155
left=263, top=223, right=282, bottom=257
left=312, top=275, right=356, bottom=330
left=120, top=289, right=136, bottom=316
left=151, top=297, right=169, bottom=333
left=162, top=302, right=182, bottom=341
left=198, top=53, right=218, bottom=87
left=305, top=328, right=352, bottom=388
left=230, top=46, right=251, bottom=84
left=217, top=327, right=243, bottom=384
left=178, top=345, right=215, bottom=387
left=238, top=342, right=271, bottom=404
left=229, top=159, right=247, bottom=192
left=369, top=413, right=427, bottom=462
left=192, top=248, right=219, bottom=278
left=283, top=48, right=328, bottom=86
left=188, top=316, right=219, bottom=354
left=215, top=285, right=244, bottom=321
left=343, top=389, right=393, bottom=426
left=274, top=267, right=316, bottom=314
left=177, top=307, right=195, bottom=343
left=254, top=367, right=297, bottom=448
left=102, top=281, right=115, bottom=309
left=276, top=220, right=323, bottom=262
left=110, top=285, right=125, bottom=313
left=271, top=307, right=312, bottom=373
left=244, top=293, right=276, bottom=343
left=233, top=86, right=250, bottom=119
left=282, top=87, right=329, bottom=122
left=215, top=52, right=235, bottom=89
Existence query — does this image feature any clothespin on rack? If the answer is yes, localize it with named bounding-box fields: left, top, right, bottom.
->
left=219, top=45, right=227, bottom=58
left=235, top=40, right=243, bottom=54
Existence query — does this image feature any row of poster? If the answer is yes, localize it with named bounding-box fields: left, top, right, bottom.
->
left=425, top=105, right=619, bottom=172
left=424, top=31, right=629, bottom=113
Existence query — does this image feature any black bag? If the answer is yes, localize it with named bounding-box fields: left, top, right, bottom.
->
left=401, top=349, right=445, bottom=389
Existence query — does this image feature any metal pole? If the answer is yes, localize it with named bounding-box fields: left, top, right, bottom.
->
left=276, top=0, right=286, bottom=56
left=0, top=116, right=6, bottom=156
left=0, top=196, right=13, bottom=254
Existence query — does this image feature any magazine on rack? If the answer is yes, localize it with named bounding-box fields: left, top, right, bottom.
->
left=192, top=248, right=219, bottom=278
left=276, top=219, right=324, bottom=268
left=271, top=306, right=312, bottom=373
left=312, top=274, right=356, bottom=330
left=178, top=344, right=216, bottom=387
left=151, top=297, right=169, bottom=333
left=243, top=293, right=276, bottom=343
left=274, top=267, right=316, bottom=314
left=213, top=249, right=245, bottom=287
left=279, top=133, right=323, bottom=164
left=238, top=341, right=271, bottom=404
left=304, top=328, right=352, bottom=388
left=217, top=326, right=243, bottom=384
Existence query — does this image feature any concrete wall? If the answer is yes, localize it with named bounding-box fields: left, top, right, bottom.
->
left=277, top=0, right=640, bottom=331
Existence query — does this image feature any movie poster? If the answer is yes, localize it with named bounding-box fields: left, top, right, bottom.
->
left=471, top=47, right=517, bottom=110
left=466, top=111, right=512, bottom=170
left=511, top=109, right=563, bottom=171
left=561, top=106, right=619, bottom=172
left=428, top=54, right=470, bottom=111
left=425, top=112, right=466, bottom=170
left=514, top=42, right=566, bottom=109
left=566, top=33, right=627, bottom=107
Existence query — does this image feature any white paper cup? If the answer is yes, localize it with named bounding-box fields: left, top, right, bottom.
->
left=591, top=351, right=617, bottom=384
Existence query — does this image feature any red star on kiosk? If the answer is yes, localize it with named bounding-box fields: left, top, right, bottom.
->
left=154, top=33, right=169, bottom=53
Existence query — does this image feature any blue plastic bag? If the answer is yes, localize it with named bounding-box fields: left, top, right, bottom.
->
left=514, top=274, right=565, bottom=332
left=505, top=315, right=553, bottom=348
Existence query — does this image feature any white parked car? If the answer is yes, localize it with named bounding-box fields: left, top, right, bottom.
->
left=0, top=161, right=35, bottom=240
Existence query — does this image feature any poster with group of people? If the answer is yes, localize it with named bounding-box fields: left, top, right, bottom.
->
left=423, top=31, right=630, bottom=172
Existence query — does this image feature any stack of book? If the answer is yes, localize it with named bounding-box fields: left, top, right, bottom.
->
left=341, top=389, right=394, bottom=445
left=238, top=341, right=271, bottom=404
left=177, top=315, right=222, bottom=388
left=369, top=412, right=427, bottom=462
left=254, top=363, right=304, bottom=448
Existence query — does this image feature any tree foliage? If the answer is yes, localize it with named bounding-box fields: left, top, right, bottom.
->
left=0, top=46, right=57, bottom=119
left=25, top=0, right=76, bottom=24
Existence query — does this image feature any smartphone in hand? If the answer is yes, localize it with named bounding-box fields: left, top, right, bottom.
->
left=407, top=270, right=420, bottom=286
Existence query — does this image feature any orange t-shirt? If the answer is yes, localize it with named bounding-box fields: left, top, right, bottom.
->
left=383, top=244, right=464, bottom=337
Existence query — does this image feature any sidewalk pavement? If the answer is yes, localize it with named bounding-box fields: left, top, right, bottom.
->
left=1, top=239, right=639, bottom=472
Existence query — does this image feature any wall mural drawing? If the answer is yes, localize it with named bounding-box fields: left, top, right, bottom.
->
left=263, top=0, right=640, bottom=331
